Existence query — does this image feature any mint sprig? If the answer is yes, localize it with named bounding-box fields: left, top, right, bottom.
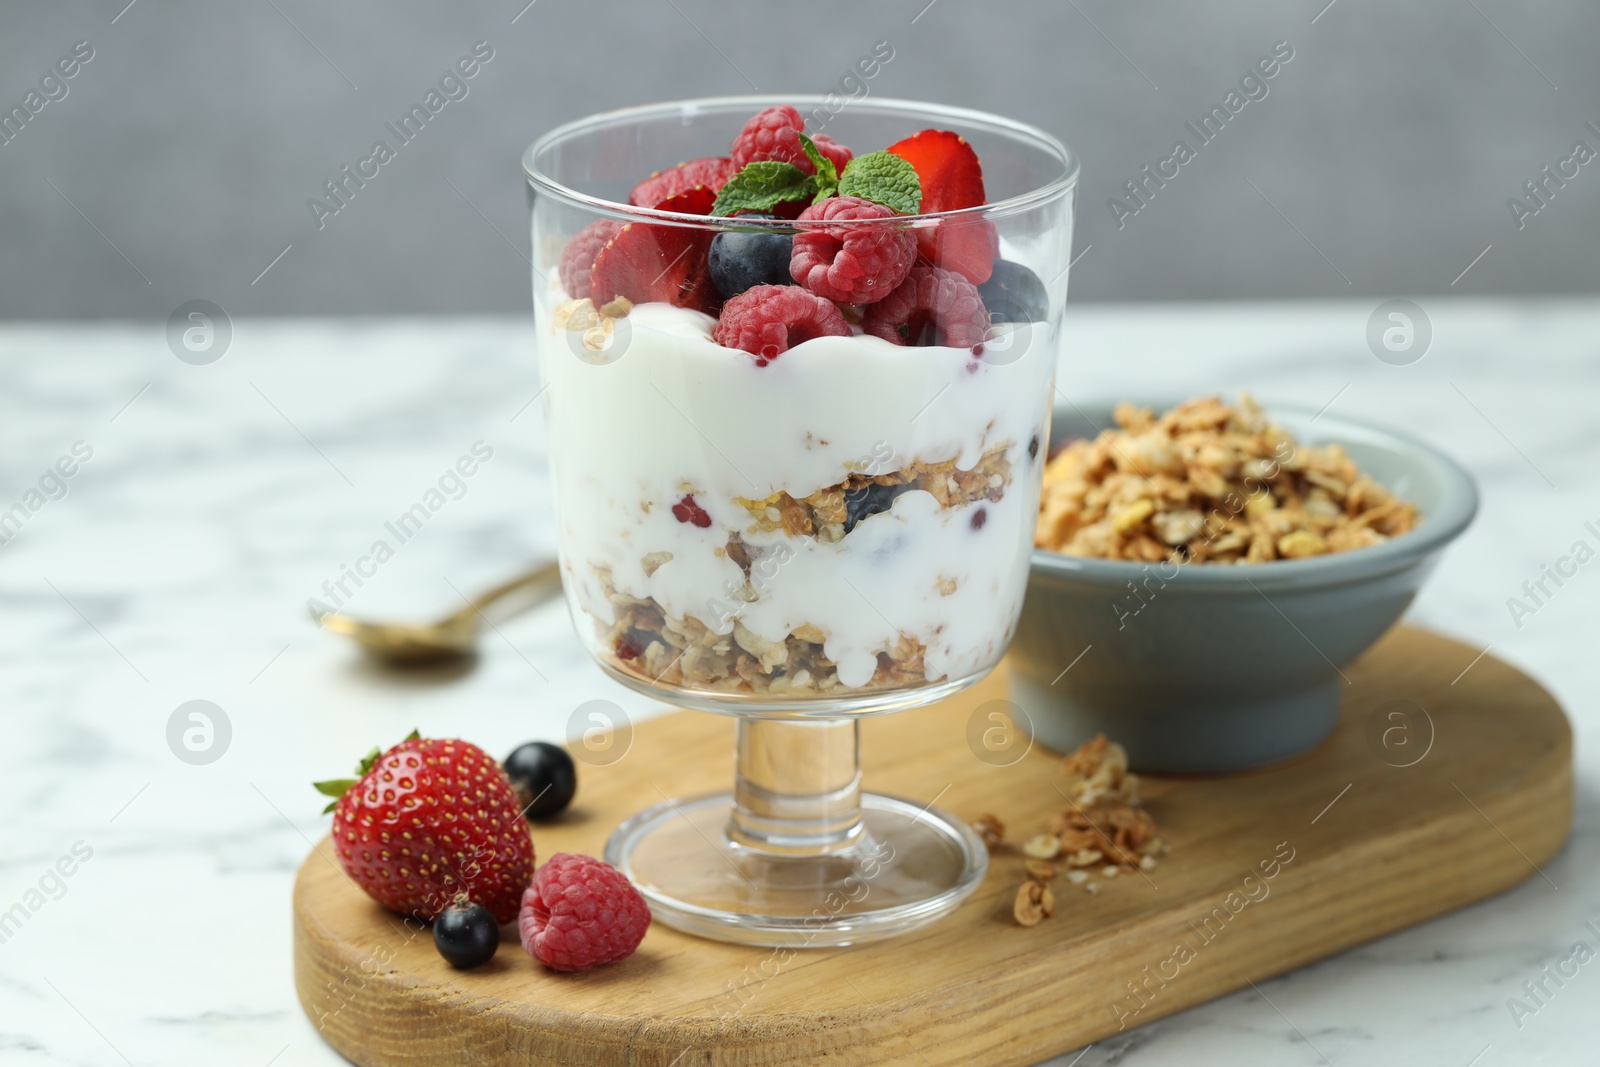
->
left=838, top=151, right=922, bottom=215
left=712, top=161, right=817, bottom=217
left=712, top=144, right=923, bottom=217
left=797, top=132, right=839, bottom=199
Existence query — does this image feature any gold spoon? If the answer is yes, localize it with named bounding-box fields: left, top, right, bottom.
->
left=315, top=561, right=562, bottom=665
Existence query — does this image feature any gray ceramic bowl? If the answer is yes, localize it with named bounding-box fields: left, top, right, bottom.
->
left=1009, top=401, right=1478, bottom=772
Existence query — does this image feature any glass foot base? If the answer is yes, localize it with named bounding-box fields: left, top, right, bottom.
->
left=604, top=792, right=989, bottom=947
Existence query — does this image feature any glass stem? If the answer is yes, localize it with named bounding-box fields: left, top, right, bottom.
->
left=728, top=717, right=864, bottom=855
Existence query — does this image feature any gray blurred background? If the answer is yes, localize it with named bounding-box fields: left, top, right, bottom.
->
left=2, top=0, right=1597, bottom=319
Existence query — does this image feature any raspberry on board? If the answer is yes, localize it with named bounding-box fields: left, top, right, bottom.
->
left=861, top=265, right=991, bottom=349
left=518, top=853, right=651, bottom=972
left=559, top=219, right=623, bottom=299
left=712, top=285, right=851, bottom=364
left=789, top=196, right=917, bottom=305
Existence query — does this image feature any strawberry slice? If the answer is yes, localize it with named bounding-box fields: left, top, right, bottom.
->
left=915, top=216, right=1000, bottom=286
left=589, top=219, right=720, bottom=315
left=653, top=186, right=716, bottom=216
left=888, top=129, right=996, bottom=285
left=629, top=156, right=736, bottom=208
left=887, top=130, right=987, bottom=213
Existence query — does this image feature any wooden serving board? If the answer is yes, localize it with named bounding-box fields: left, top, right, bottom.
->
left=293, top=626, right=1571, bottom=1067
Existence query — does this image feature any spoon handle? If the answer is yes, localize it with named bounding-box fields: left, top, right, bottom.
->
left=468, top=559, right=563, bottom=615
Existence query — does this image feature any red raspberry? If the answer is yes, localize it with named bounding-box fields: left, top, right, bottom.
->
left=559, top=219, right=623, bottom=299
left=729, top=107, right=853, bottom=177
left=812, top=134, right=853, bottom=174
left=628, top=156, right=736, bottom=208
left=671, top=493, right=713, bottom=528
left=731, top=105, right=815, bottom=173
left=518, top=853, right=651, bottom=972
left=789, top=196, right=917, bottom=305
left=712, top=285, right=851, bottom=364
left=862, top=265, right=990, bottom=349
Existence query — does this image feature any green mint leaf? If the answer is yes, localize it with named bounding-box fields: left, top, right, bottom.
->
left=838, top=151, right=922, bottom=215
left=712, top=161, right=817, bottom=217
left=322, top=799, right=340, bottom=814
left=796, top=131, right=839, bottom=199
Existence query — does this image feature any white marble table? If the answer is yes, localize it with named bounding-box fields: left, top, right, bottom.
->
left=2, top=301, right=1595, bottom=1066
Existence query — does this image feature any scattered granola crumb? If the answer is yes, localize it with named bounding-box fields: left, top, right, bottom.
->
left=1059, top=734, right=1140, bottom=808
left=972, top=814, right=1005, bottom=851
left=1010, top=733, right=1171, bottom=921
left=1023, top=833, right=1061, bottom=860
left=1013, top=880, right=1055, bottom=927
left=1036, top=394, right=1420, bottom=563
left=1023, top=859, right=1057, bottom=882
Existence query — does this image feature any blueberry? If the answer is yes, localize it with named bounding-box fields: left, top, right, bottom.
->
left=978, top=259, right=1049, bottom=324
left=843, top=483, right=911, bottom=534
left=433, top=901, right=498, bottom=969
left=503, top=741, right=577, bottom=820
left=709, top=214, right=796, bottom=299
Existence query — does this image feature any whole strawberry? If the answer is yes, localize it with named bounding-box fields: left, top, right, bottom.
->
left=315, top=732, right=535, bottom=923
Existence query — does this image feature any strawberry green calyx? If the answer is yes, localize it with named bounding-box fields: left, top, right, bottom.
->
left=838, top=151, right=922, bottom=215
left=312, top=729, right=421, bottom=813
left=313, top=779, right=356, bottom=813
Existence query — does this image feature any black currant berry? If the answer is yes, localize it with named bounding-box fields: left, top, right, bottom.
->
left=503, top=741, right=577, bottom=820
left=433, top=901, right=499, bottom=969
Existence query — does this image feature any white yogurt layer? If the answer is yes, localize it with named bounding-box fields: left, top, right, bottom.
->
left=538, top=291, right=1057, bottom=692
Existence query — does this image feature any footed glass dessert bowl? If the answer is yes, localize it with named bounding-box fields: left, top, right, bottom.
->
left=525, top=96, right=1077, bottom=946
